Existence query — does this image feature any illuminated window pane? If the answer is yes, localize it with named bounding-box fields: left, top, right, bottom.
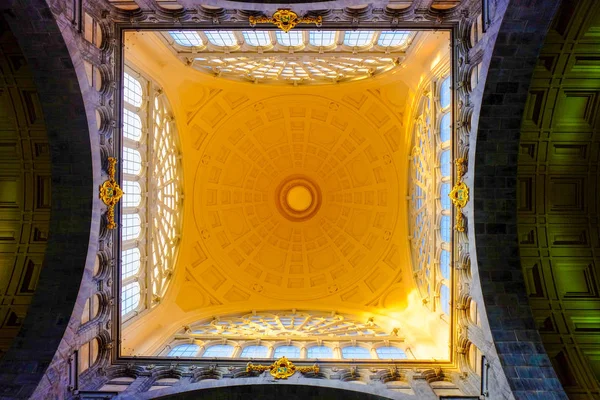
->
left=273, top=346, right=300, bottom=358
left=277, top=31, right=303, bottom=46
left=168, top=344, right=199, bottom=357
left=240, top=345, right=268, bottom=358
left=123, top=109, right=142, bottom=141
left=309, top=31, right=335, bottom=46
left=124, top=72, right=142, bottom=107
left=440, top=150, right=451, bottom=177
left=440, top=77, right=451, bottom=109
left=123, top=147, right=142, bottom=175
left=440, top=284, right=450, bottom=314
left=376, top=346, right=406, bottom=359
left=205, top=31, right=237, bottom=47
left=122, top=213, right=141, bottom=241
left=243, top=31, right=271, bottom=47
left=440, top=113, right=451, bottom=142
left=341, top=346, right=371, bottom=359
left=440, top=215, right=451, bottom=242
left=169, top=31, right=203, bottom=47
left=122, top=248, right=140, bottom=279
left=307, top=346, right=333, bottom=359
left=378, top=31, right=411, bottom=47
left=440, top=250, right=451, bottom=280
left=121, top=282, right=140, bottom=314
left=123, top=181, right=142, bottom=208
left=344, top=31, right=375, bottom=47
left=440, top=183, right=451, bottom=210
left=202, top=344, right=234, bottom=358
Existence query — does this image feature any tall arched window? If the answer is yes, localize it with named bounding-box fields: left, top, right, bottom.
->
left=167, top=344, right=199, bottom=357
left=273, top=345, right=300, bottom=358
left=121, top=67, right=183, bottom=322
left=240, top=345, right=268, bottom=358
left=409, top=71, right=453, bottom=315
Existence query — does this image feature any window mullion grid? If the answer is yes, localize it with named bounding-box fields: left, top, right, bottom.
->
left=145, top=84, right=157, bottom=308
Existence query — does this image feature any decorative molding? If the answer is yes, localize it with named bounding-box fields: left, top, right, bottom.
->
left=99, top=157, right=123, bottom=229
left=249, top=10, right=322, bottom=32
left=246, top=357, right=319, bottom=379
left=450, top=158, right=469, bottom=232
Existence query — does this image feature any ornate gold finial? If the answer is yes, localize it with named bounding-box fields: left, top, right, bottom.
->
left=449, top=158, right=469, bottom=232
left=99, top=157, right=123, bottom=229
left=249, top=10, right=322, bottom=33
left=246, top=357, right=319, bottom=379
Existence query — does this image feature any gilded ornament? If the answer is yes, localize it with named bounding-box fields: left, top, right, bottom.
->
left=249, top=10, right=322, bottom=33
left=449, top=181, right=469, bottom=209
left=99, top=157, right=123, bottom=229
left=246, top=356, right=319, bottom=379
left=448, top=158, right=469, bottom=232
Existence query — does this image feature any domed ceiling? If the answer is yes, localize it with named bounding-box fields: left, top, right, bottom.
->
left=120, top=28, right=453, bottom=360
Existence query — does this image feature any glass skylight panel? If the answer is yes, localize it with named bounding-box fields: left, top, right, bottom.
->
left=123, top=109, right=142, bottom=141
left=202, top=344, right=234, bottom=358
left=169, top=31, right=203, bottom=47
left=440, top=249, right=451, bottom=280
left=121, top=282, right=140, bottom=314
left=242, top=31, right=271, bottom=47
left=376, top=347, right=407, bottom=359
left=168, top=344, right=199, bottom=357
left=378, top=31, right=411, bottom=47
left=277, top=31, right=303, bottom=46
left=440, top=150, right=451, bottom=177
left=309, top=31, right=335, bottom=46
left=273, top=346, right=300, bottom=358
left=307, top=346, right=333, bottom=359
left=440, top=113, right=451, bottom=142
left=342, top=346, right=371, bottom=359
left=440, top=284, right=450, bottom=314
left=122, top=181, right=141, bottom=207
left=344, top=31, right=375, bottom=47
left=440, top=76, right=451, bottom=109
left=122, top=213, right=141, bottom=241
left=440, top=183, right=451, bottom=210
left=123, top=72, right=142, bottom=107
left=240, top=345, right=268, bottom=358
left=440, top=215, right=451, bottom=242
left=205, top=31, right=237, bottom=47
left=122, top=248, right=141, bottom=279
left=123, top=147, right=142, bottom=175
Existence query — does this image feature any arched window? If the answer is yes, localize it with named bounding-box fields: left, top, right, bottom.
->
left=243, top=31, right=271, bottom=47
left=273, top=345, right=300, bottom=358
left=307, top=345, right=333, bottom=359
left=123, top=147, right=142, bottom=176
left=440, top=215, right=451, bottom=242
left=378, top=31, right=411, bottom=47
left=123, top=109, right=142, bottom=141
left=123, top=72, right=142, bottom=107
left=121, top=66, right=183, bottom=324
left=122, top=248, right=141, bottom=279
left=344, top=31, right=375, bottom=47
left=277, top=31, right=303, bottom=47
left=167, top=344, right=199, bottom=357
left=309, top=31, right=335, bottom=47
left=440, top=183, right=451, bottom=210
left=342, top=346, right=371, bottom=359
left=169, top=31, right=203, bottom=47
left=121, top=282, right=140, bottom=315
left=440, top=113, right=451, bottom=142
left=440, top=150, right=451, bottom=177
left=240, top=345, right=268, bottom=358
left=440, top=250, right=451, bottom=280
left=78, top=338, right=99, bottom=374
left=205, top=31, right=237, bottom=47
left=202, top=344, right=234, bottom=358
left=376, top=346, right=407, bottom=359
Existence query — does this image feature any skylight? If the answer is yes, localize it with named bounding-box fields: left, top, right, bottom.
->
left=277, top=31, right=303, bottom=47
left=205, top=31, right=237, bottom=47
left=378, top=31, right=411, bottom=47
left=242, top=31, right=271, bottom=47
left=169, top=31, right=203, bottom=47
left=344, top=31, right=375, bottom=47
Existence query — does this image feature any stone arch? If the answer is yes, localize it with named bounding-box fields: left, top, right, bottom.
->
left=0, top=0, right=100, bottom=398
left=470, top=0, right=566, bottom=398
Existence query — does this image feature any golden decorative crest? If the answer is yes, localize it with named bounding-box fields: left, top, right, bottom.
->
left=249, top=10, right=322, bottom=33
left=246, top=356, right=319, bottom=379
left=99, top=157, right=123, bottom=229
left=448, top=158, right=469, bottom=232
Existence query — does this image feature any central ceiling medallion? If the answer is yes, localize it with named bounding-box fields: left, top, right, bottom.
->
left=276, top=175, right=321, bottom=222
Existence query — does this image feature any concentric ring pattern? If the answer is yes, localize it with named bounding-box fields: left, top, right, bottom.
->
left=193, top=95, right=403, bottom=301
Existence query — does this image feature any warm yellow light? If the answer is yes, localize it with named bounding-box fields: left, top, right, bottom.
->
left=286, top=185, right=312, bottom=212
